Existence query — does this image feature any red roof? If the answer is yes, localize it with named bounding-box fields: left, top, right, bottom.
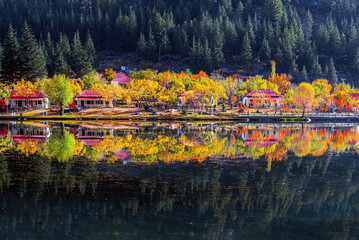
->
left=76, top=90, right=103, bottom=99
left=10, top=90, right=45, bottom=100
left=350, top=93, right=359, bottom=100
left=111, top=73, right=130, bottom=84
left=13, top=136, right=46, bottom=143
left=244, top=89, right=281, bottom=99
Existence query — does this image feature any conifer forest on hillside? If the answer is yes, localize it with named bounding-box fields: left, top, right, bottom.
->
left=0, top=0, right=359, bottom=85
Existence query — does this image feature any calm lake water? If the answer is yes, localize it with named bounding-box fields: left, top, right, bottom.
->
left=0, top=121, right=359, bottom=239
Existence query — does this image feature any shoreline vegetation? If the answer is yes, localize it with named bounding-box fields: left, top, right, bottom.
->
left=2, top=112, right=359, bottom=123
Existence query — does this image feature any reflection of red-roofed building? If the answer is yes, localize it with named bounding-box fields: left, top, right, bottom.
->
left=9, top=124, right=50, bottom=143
left=75, top=90, right=113, bottom=108
left=9, top=90, right=49, bottom=109
left=0, top=126, right=9, bottom=138
left=242, top=128, right=279, bottom=148
left=99, top=150, right=131, bottom=161
left=76, top=127, right=114, bottom=146
left=0, top=99, right=7, bottom=110
left=111, top=73, right=130, bottom=86
left=243, top=89, right=282, bottom=107
left=115, top=150, right=131, bottom=160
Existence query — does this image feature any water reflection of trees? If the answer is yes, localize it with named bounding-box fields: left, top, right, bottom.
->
left=0, top=152, right=359, bottom=239
left=1, top=124, right=359, bottom=238
left=2, top=124, right=359, bottom=169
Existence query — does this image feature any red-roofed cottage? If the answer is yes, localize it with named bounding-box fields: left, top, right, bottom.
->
left=9, top=91, right=49, bottom=109
left=76, top=127, right=114, bottom=145
left=111, top=73, right=130, bottom=86
left=75, top=90, right=113, bottom=108
left=243, top=89, right=282, bottom=107
left=350, top=93, right=359, bottom=100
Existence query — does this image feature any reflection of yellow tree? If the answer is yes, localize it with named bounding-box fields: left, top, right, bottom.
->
left=289, top=129, right=312, bottom=157
left=265, top=143, right=287, bottom=172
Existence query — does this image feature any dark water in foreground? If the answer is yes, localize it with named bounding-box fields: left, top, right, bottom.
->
left=0, top=121, right=359, bottom=239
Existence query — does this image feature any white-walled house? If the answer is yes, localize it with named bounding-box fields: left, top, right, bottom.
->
left=75, top=90, right=113, bottom=108
left=242, top=89, right=282, bottom=107
left=9, top=91, right=49, bottom=109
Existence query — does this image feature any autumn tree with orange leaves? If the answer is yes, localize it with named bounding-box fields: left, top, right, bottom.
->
left=292, top=83, right=315, bottom=117
left=268, top=73, right=292, bottom=96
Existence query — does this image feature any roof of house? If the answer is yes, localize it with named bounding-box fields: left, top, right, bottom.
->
left=244, top=89, right=281, bottom=99
left=111, top=73, right=130, bottom=84
left=76, top=90, right=103, bottom=99
left=350, top=93, right=359, bottom=99
left=10, top=90, right=46, bottom=100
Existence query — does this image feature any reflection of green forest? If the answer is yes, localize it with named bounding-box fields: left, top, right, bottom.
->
left=0, top=151, right=358, bottom=239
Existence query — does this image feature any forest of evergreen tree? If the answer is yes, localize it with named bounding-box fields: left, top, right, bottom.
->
left=0, top=0, right=359, bottom=84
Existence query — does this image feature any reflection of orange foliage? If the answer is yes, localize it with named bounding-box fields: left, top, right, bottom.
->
left=17, top=140, right=41, bottom=157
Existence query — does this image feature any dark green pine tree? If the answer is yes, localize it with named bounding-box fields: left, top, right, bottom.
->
left=190, top=38, right=198, bottom=68
left=37, top=45, right=48, bottom=77
left=203, top=39, right=213, bottom=71
left=311, top=55, right=322, bottom=80
left=0, top=45, right=3, bottom=77
left=51, top=45, right=68, bottom=76
left=303, top=10, right=313, bottom=42
left=327, top=58, right=338, bottom=86
left=1, top=25, right=20, bottom=82
left=85, top=32, right=96, bottom=66
left=299, top=66, right=308, bottom=82
left=147, top=27, right=157, bottom=60
left=160, top=31, right=171, bottom=55
left=70, top=32, right=92, bottom=77
left=59, top=33, right=71, bottom=59
left=212, top=26, right=225, bottom=68
left=264, top=0, right=283, bottom=21
left=273, top=46, right=284, bottom=69
left=19, top=22, right=46, bottom=81
left=259, top=37, right=271, bottom=62
left=241, top=33, right=252, bottom=64
left=353, top=47, right=359, bottom=75
left=137, top=33, right=148, bottom=56
left=289, top=59, right=299, bottom=77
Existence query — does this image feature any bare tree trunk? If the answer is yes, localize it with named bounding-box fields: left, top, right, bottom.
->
left=60, top=103, right=64, bottom=116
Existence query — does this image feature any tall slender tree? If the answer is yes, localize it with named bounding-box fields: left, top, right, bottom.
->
left=19, top=22, right=46, bottom=81
left=1, top=25, right=20, bottom=82
left=70, top=32, right=91, bottom=76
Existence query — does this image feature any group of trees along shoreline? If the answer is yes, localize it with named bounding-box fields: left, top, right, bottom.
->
left=1, top=0, right=359, bottom=85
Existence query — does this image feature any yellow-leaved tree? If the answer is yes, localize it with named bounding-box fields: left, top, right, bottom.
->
left=292, top=83, right=315, bottom=117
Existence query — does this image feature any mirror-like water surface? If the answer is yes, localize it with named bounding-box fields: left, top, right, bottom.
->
left=0, top=121, right=359, bottom=239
